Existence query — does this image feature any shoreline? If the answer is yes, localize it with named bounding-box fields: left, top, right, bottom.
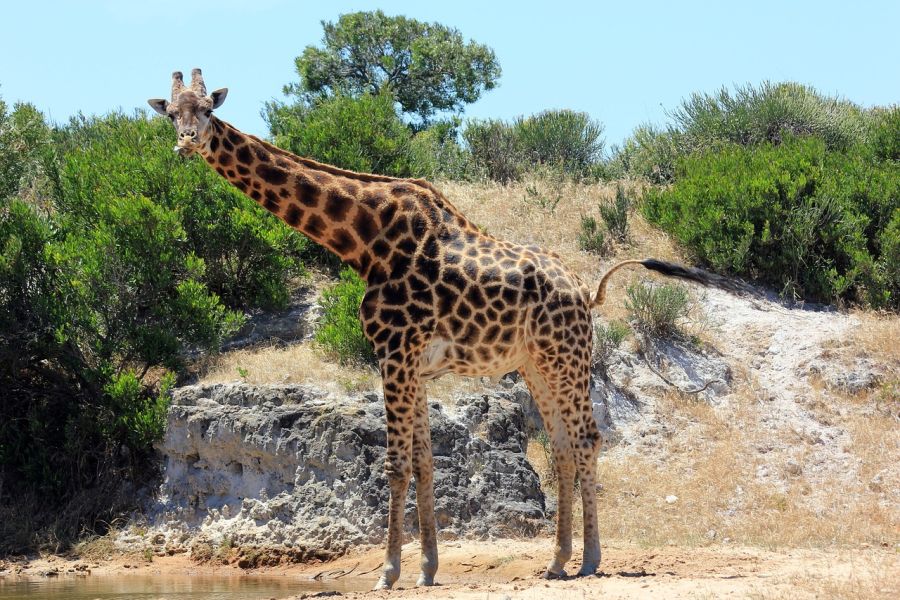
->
left=3, top=538, right=897, bottom=599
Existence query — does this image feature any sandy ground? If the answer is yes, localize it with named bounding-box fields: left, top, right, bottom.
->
left=5, top=538, right=897, bottom=599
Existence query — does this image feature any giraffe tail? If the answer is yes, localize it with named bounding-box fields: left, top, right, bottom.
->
left=591, top=258, right=749, bottom=307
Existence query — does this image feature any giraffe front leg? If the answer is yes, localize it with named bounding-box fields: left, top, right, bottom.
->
left=374, top=375, right=416, bottom=591
left=411, top=390, right=438, bottom=586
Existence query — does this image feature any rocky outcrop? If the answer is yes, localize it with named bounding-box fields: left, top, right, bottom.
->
left=143, top=383, right=545, bottom=556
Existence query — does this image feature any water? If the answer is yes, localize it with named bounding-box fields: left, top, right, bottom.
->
left=0, top=574, right=366, bottom=600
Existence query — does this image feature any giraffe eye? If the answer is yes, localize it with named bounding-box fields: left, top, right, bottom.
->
left=204, top=110, right=212, bottom=117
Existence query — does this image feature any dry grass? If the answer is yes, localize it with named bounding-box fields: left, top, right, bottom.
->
left=198, top=342, right=380, bottom=395
left=846, top=310, right=900, bottom=368
left=198, top=340, right=495, bottom=403
left=819, top=311, right=900, bottom=409
left=523, top=382, right=900, bottom=551
left=72, top=531, right=119, bottom=562
left=749, top=558, right=900, bottom=600
left=594, top=449, right=898, bottom=549
left=593, top=387, right=899, bottom=549
left=438, top=178, right=689, bottom=324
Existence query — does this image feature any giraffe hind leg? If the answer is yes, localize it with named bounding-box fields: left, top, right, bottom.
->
left=575, top=413, right=602, bottom=576
left=521, top=361, right=574, bottom=578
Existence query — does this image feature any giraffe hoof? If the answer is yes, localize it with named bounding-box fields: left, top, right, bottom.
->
left=416, top=574, right=436, bottom=587
left=541, top=568, right=568, bottom=580
left=373, top=576, right=394, bottom=591
left=577, top=563, right=600, bottom=577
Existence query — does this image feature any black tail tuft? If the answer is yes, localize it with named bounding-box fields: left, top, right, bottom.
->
left=641, top=259, right=750, bottom=295
left=592, top=257, right=752, bottom=308
left=641, top=259, right=712, bottom=285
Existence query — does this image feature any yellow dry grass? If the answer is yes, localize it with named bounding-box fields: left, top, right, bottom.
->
left=525, top=382, right=900, bottom=550
left=198, top=340, right=494, bottom=403
left=198, top=342, right=380, bottom=395
left=749, top=558, right=900, bottom=600
left=818, top=310, right=900, bottom=409
left=846, top=310, right=900, bottom=369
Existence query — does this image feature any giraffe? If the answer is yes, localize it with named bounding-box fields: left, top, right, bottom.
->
left=149, top=69, right=726, bottom=589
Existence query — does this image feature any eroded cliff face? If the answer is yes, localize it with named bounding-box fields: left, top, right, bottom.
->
left=140, top=383, right=545, bottom=556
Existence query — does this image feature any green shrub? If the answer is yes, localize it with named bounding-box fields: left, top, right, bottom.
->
left=579, top=186, right=631, bottom=254
left=670, top=81, right=868, bottom=152
left=593, top=320, right=630, bottom=365
left=56, top=112, right=306, bottom=310
left=868, top=105, right=900, bottom=161
left=600, top=185, right=631, bottom=242
left=266, top=91, right=414, bottom=177
left=614, top=124, right=685, bottom=184
left=1, top=108, right=295, bottom=550
left=50, top=193, right=243, bottom=372
left=879, top=211, right=900, bottom=302
left=515, top=109, right=604, bottom=178
left=618, top=82, right=873, bottom=183
left=465, top=111, right=605, bottom=182
left=578, top=216, right=606, bottom=254
left=0, top=188, right=243, bottom=508
left=625, top=281, right=690, bottom=336
left=643, top=136, right=900, bottom=307
left=0, top=199, right=57, bottom=368
left=463, top=118, right=524, bottom=183
left=409, top=119, right=473, bottom=180
left=104, top=371, right=174, bottom=451
left=0, top=98, right=52, bottom=202
left=315, top=267, right=374, bottom=364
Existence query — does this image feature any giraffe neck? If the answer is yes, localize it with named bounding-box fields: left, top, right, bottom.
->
left=198, top=117, right=479, bottom=282
left=197, top=117, right=388, bottom=276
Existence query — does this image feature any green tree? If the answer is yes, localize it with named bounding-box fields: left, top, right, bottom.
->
left=286, top=10, right=501, bottom=125
left=266, top=91, right=415, bottom=176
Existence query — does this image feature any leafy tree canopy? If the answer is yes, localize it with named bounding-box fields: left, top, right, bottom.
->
left=286, top=10, right=501, bottom=125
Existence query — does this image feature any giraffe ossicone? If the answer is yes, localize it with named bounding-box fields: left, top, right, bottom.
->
left=149, top=68, right=726, bottom=590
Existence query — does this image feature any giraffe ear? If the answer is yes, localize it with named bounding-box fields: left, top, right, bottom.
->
left=210, top=88, right=228, bottom=109
left=147, top=99, right=168, bottom=116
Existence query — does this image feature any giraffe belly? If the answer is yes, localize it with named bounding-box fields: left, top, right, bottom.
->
left=421, top=337, right=453, bottom=378
left=420, top=336, right=525, bottom=381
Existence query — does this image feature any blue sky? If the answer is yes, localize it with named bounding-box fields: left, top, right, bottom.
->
left=2, top=1, right=898, bottom=147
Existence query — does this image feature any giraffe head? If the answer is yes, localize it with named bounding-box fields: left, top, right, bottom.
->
left=148, top=68, right=228, bottom=155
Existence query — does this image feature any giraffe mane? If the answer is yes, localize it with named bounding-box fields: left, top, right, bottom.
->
left=215, top=118, right=468, bottom=217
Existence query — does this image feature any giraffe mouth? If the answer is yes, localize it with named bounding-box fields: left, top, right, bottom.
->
left=173, top=144, right=194, bottom=157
